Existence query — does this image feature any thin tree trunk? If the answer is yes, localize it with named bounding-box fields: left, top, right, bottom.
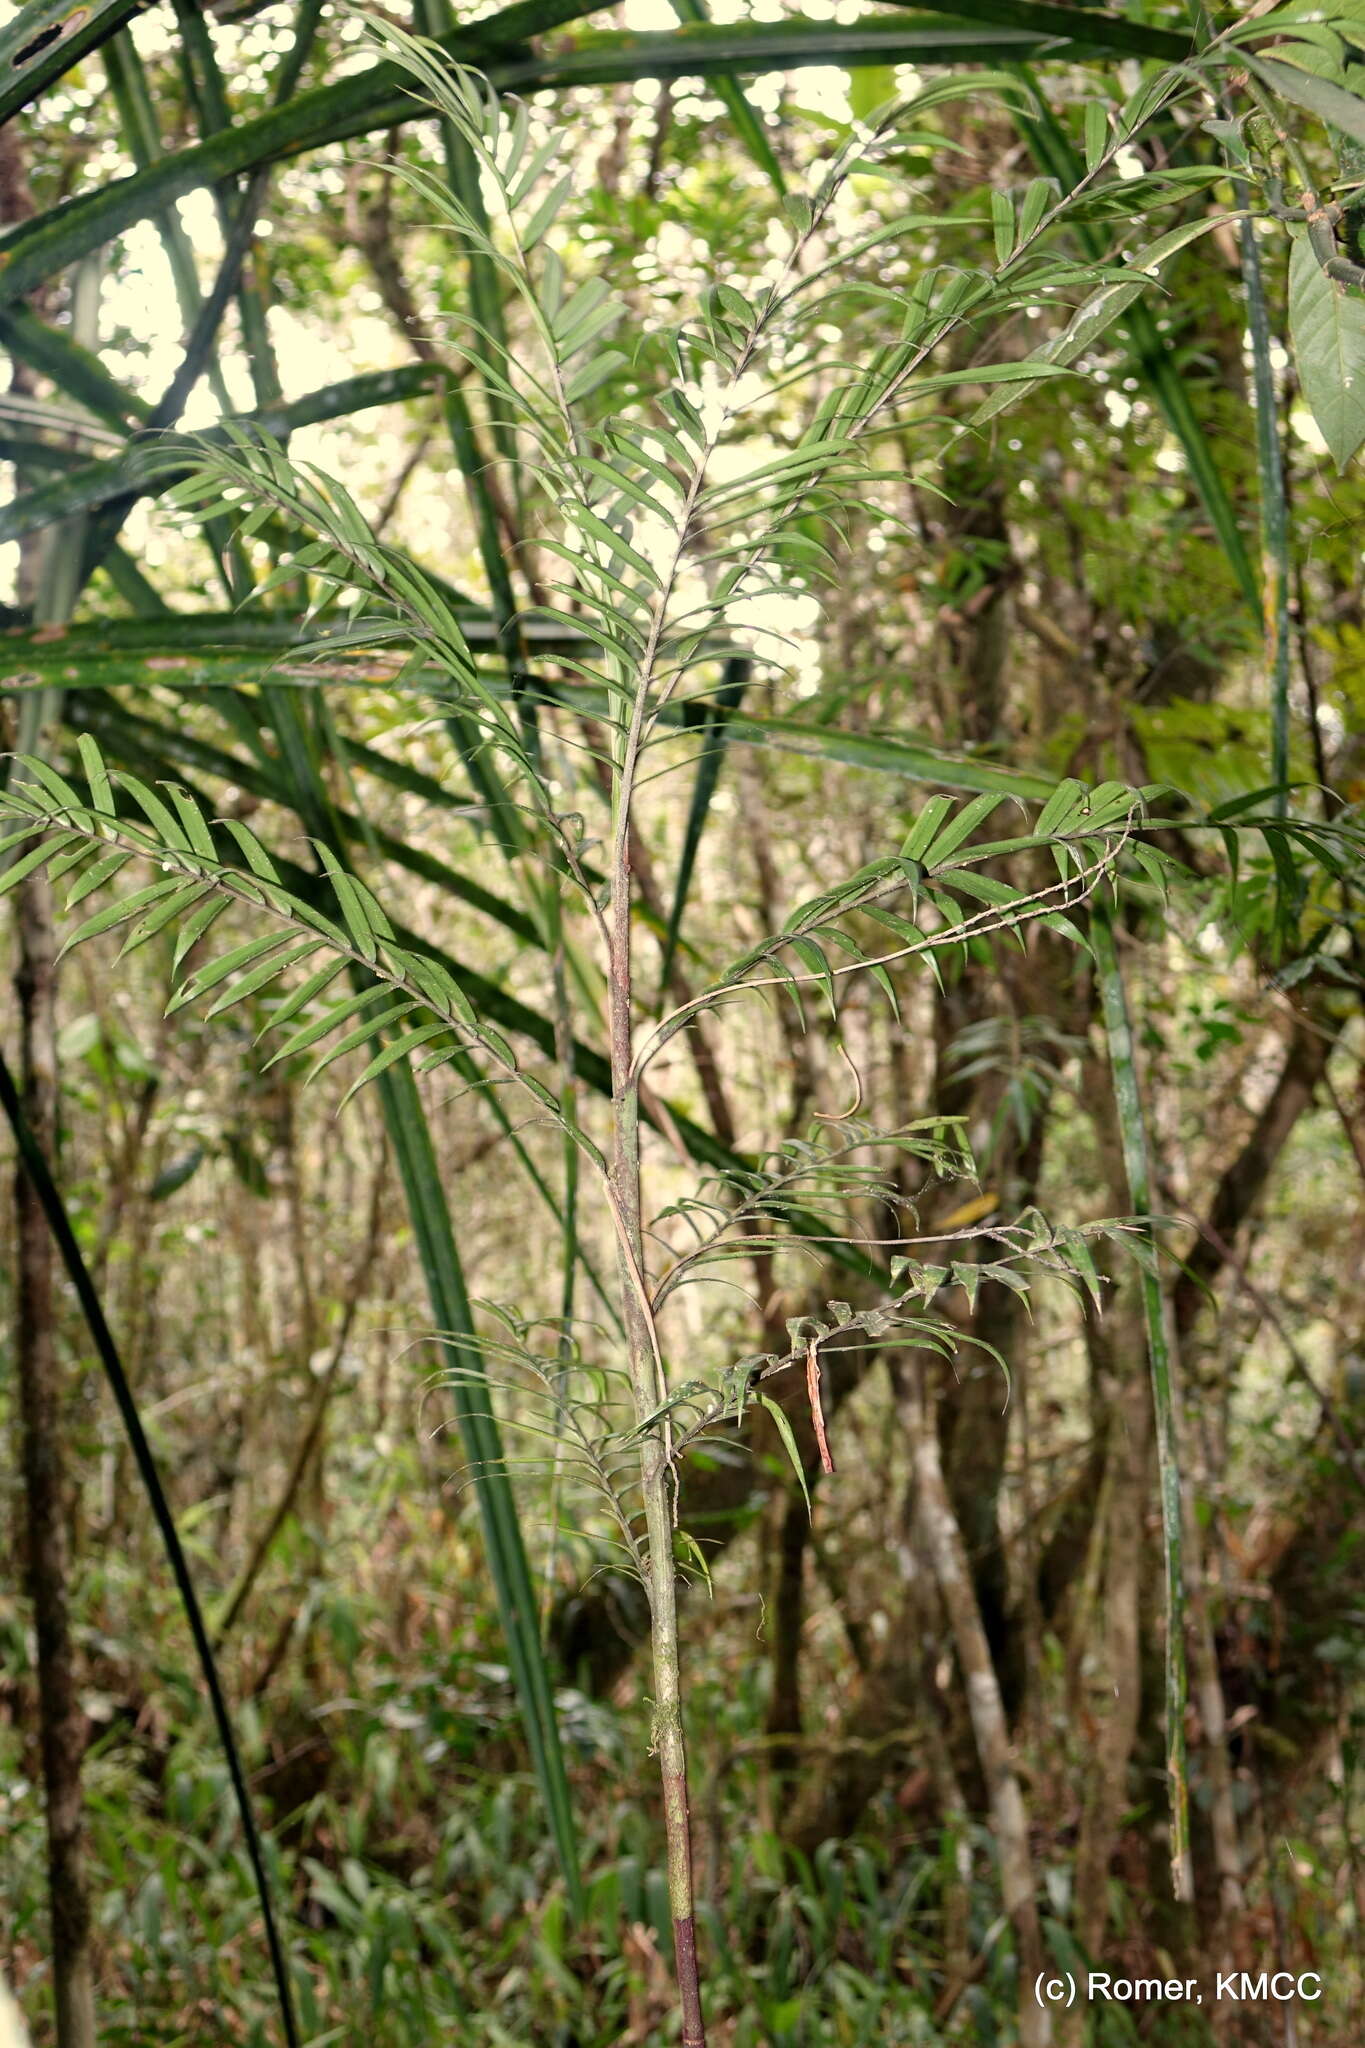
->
left=1071, top=1373, right=1148, bottom=1962
left=763, top=1484, right=809, bottom=1786
left=609, top=811, right=705, bottom=2048
left=1172, top=1012, right=1334, bottom=1342
left=1068, top=1060, right=1154, bottom=1975
left=5, top=118, right=99, bottom=2028
left=13, top=861, right=99, bottom=2048
left=900, top=1359, right=1051, bottom=2048
left=1169, top=1328, right=1245, bottom=1954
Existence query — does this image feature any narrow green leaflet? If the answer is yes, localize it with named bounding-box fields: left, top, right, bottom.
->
left=971, top=215, right=1234, bottom=430
left=1092, top=906, right=1190, bottom=1901
left=755, top=1393, right=812, bottom=1515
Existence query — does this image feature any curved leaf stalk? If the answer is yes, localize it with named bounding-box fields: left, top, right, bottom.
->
left=257, top=686, right=586, bottom=1914
left=0, top=1049, right=302, bottom=2048
left=100, top=30, right=238, bottom=419
left=1237, top=193, right=1292, bottom=817
left=317, top=690, right=614, bottom=1343
left=1092, top=904, right=1191, bottom=1904
left=170, top=0, right=285, bottom=414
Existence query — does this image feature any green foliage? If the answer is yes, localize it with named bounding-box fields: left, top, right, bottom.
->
left=10, top=4, right=1365, bottom=2039
left=1289, top=229, right=1365, bottom=467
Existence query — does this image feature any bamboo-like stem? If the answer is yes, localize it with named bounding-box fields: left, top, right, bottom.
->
left=1092, top=905, right=1192, bottom=1903
left=1236, top=185, right=1292, bottom=816
left=601, top=407, right=712, bottom=2032
left=898, top=1358, right=1051, bottom=2048
left=6, top=231, right=99, bottom=2047
left=608, top=832, right=707, bottom=2044
left=12, top=851, right=98, bottom=2048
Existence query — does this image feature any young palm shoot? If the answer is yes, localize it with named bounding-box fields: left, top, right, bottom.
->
left=0, top=31, right=1207, bottom=2036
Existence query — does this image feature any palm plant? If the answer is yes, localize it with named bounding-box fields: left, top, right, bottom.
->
left=6, top=1, right=1365, bottom=2040
left=1, top=29, right=1174, bottom=2034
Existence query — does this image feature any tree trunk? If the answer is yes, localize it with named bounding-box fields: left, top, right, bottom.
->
left=1070, top=1369, right=1148, bottom=1961
left=1067, top=1058, right=1155, bottom=1971
left=901, top=1359, right=1051, bottom=2048
left=6, top=109, right=99, bottom=2028
left=763, top=1484, right=809, bottom=1787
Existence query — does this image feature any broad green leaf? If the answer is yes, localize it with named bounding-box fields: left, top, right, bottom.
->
left=264, top=986, right=403, bottom=1066
left=338, top=1021, right=453, bottom=1108
left=118, top=773, right=193, bottom=853
left=10, top=753, right=83, bottom=813
left=1036, top=776, right=1088, bottom=836
left=118, top=881, right=216, bottom=957
left=788, top=935, right=836, bottom=1014
left=1247, top=51, right=1365, bottom=146
left=174, top=894, right=230, bottom=971
left=303, top=1000, right=423, bottom=1084
left=947, top=871, right=1025, bottom=908
left=523, top=170, right=574, bottom=248
left=901, top=795, right=955, bottom=861
left=165, top=784, right=218, bottom=860
left=1288, top=231, right=1365, bottom=468
left=314, top=843, right=381, bottom=960
left=848, top=63, right=896, bottom=123
left=77, top=734, right=115, bottom=817
left=67, top=848, right=133, bottom=907
left=1018, top=175, right=1054, bottom=242
left=564, top=352, right=630, bottom=405
left=971, top=213, right=1232, bottom=430
left=220, top=819, right=283, bottom=883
